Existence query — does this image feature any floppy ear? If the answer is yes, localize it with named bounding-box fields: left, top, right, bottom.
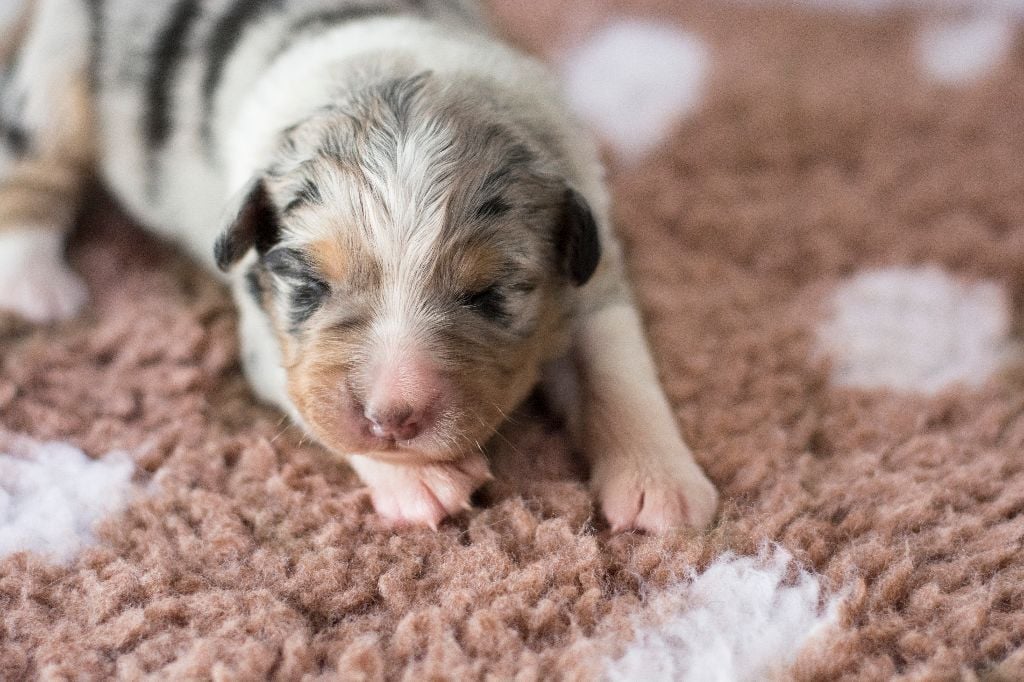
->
left=214, top=179, right=282, bottom=272
left=557, top=188, right=601, bottom=286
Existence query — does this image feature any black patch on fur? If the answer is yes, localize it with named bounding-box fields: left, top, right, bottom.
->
left=477, top=143, right=536, bottom=192
left=200, top=0, right=283, bottom=148
left=144, top=0, right=203, bottom=187
left=461, top=285, right=508, bottom=323
left=283, top=178, right=324, bottom=214
left=476, top=196, right=511, bottom=220
left=215, top=180, right=282, bottom=271
left=557, top=188, right=601, bottom=286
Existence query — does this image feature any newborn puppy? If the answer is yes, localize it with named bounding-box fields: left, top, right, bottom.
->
left=0, top=0, right=718, bottom=531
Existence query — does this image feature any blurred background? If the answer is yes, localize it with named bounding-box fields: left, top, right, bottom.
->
left=491, top=0, right=1022, bottom=162
left=483, top=0, right=1024, bottom=395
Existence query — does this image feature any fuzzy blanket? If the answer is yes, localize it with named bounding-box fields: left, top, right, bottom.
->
left=3, top=1, right=1024, bottom=679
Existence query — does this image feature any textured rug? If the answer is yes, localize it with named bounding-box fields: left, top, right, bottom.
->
left=4, top=0, right=1024, bottom=679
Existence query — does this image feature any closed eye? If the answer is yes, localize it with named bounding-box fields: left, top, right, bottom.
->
left=460, top=284, right=507, bottom=322
left=262, top=247, right=331, bottom=330
left=289, top=278, right=330, bottom=328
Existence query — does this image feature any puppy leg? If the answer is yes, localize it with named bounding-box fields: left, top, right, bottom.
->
left=348, top=453, right=493, bottom=530
left=0, top=0, right=92, bottom=322
left=0, top=159, right=90, bottom=322
left=573, top=303, right=718, bottom=533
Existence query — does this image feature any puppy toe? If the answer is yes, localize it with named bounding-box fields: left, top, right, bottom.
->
left=598, top=460, right=719, bottom=533
left=415, top=455, right=492, bottom=517
left=633, top=474, right=718, bottom=533
left=373, top=483, right=449, bottom=531
left=367, top=454, right=492, bottom=529
left=597, top=472, right=644, bottom=533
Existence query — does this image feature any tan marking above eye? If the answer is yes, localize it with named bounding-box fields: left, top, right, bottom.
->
left=309, top=237, right=350, bottom=282
left=306, top=233, right=383, bottom=292
left=451, top=242, right=507, bottom=292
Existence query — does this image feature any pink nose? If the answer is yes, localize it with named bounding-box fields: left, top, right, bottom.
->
left=365, top=403, right=422, bottom=441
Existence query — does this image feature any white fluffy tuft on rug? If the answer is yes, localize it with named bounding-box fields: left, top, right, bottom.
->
left=558, top=19, right=709, bottom=161
left=819, top=266, right=1017, bottom=393
left=917, top=14, right=1015, bottom=85
left=0, top=437, right=135, bottom=562
left=606, top=547, right=840, bottom=682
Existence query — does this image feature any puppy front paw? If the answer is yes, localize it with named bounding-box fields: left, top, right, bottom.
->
left=0, top=230, right=86, bottom=323
left=594, top=455, right=719, bottom=533
left=355, top=453, right=493, bottom=530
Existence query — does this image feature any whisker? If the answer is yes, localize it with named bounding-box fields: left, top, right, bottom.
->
left=491, top=401, right=518, bottom=426
left=468, top=404, right=524, bottom=461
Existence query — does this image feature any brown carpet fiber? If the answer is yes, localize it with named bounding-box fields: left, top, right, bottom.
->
left=4, top=1, right=1024, bottom=678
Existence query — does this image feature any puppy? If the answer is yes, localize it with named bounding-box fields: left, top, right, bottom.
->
left=0, top=0, right=718, bottom=532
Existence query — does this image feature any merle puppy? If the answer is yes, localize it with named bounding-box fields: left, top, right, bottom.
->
left=0, top=0, right=718, bottom=531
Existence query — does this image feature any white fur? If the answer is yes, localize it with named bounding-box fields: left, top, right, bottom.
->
left=284, top=109, right=460, bottom=274
left=0, top=229, right=87, bottom=322
left=558, top=20, right=709, bottom=161
left=0, top=436, right=135, bottom=562
left=226, top=16, right=607, bottom=215
left=576, top=304, right=718, bottom=533
left=606, top=546, right=841, bottom=682
left=0, top=0, right=26, bottom=35
left=917, top=14, right=1015, bottom=84
left=232, top=268, right=297, bottom=420
left=9, top=0, right=90, bottom=143
left=819, top=266, right=1018, bottom=393
left=97, top=76, right=229, bottom=270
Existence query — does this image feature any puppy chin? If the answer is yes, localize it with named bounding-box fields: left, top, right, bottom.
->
left=359, top=441, right=468, bottom=465
left=317, top=425, right=479, bottom=466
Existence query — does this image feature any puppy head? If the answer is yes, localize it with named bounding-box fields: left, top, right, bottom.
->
left=217, top=73, right=600, bottom=463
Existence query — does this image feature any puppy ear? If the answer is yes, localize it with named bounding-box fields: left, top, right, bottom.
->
left=557, top=188, right=601, bottom=286
left=214, top=179, right=282, bottom=272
